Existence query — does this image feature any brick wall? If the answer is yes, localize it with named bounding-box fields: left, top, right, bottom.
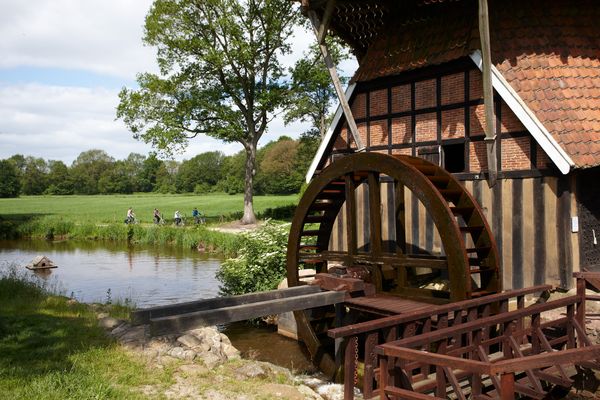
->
left=370, top=89, right=388, bottom=116
left=370, top=120, right=388, bottom=146
left=391, top=85, right=411, bottom=113
left=501, top=137, right=531, bottom=170
left=328, top=65, right=554, bottom=174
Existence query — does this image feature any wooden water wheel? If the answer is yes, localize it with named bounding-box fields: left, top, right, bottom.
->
left=286, top=152, right=500, bottom=376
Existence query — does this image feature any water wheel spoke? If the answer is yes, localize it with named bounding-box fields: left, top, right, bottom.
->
left=368, top=172, right=382, bottom=256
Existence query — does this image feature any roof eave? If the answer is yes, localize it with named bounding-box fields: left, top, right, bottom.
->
left=469, top=50, right=575, bottom=175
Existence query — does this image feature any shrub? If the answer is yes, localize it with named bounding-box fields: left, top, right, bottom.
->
left=216, top=222, right=290, bottom=295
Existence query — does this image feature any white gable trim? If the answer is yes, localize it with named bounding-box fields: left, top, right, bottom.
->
left=305, top=82, right=357, bottom=183
left=469, top=50, right=574, bottom=174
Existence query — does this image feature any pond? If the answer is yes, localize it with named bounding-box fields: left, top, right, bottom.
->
left=0, top=239, right=314, bottom=371
left=0, top=239, right=222, bottom=307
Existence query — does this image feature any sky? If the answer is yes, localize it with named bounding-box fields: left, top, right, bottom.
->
left=0, top=0, right=357, bottom=164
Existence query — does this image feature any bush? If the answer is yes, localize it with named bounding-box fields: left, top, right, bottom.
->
left=257, top=204, right=297, bottom=221
left=216, top=222, right=290, bottom=295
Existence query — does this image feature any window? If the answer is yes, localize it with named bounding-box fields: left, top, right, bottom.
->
left=442, top=142, right=465, bottom=173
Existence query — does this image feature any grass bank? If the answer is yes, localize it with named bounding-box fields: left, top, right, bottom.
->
left=0, top=193, right=299, bottom=255
left=0, top=267, right=309, bottom=400
left=0, top=266, right=172, bottom=399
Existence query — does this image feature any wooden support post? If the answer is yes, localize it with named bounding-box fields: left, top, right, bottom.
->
left=478, top=0, right=498, bottom=187
left=577, top=276, right=586, bottom=330
left=500, top=373, right=515, bottom=400
left=379, top=356, right=389, bottom=400
left=307, top=9, right=364, bottom=151
left=368, top=172, right=382, bottom=255
left=364, top=332, right=378, bottom=399
left=344, top=336, right=358, bottom=400
left=345, top=174, right=357, bottom=264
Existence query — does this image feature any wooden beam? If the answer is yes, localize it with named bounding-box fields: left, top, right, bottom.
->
left=131, top=285, right=320, bottom=325
left=317, top=0, right=336, bottom=44
left=345, top=173, right=357, bottom=260
left=307, top=9, right=364, bottom=150
left=478, top=0, right=498, bottom=187
left=368, top=172, right=382, bottom=255
left=150, top=290, right=345, bottom=335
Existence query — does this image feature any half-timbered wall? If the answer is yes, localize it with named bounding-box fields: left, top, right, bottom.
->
left=325, top=60, right=579, bottom=289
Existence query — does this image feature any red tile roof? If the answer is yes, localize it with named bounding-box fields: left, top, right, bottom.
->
left=347, top=0, right=600, bottom=169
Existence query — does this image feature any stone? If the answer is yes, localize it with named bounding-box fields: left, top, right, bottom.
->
left=222, top=343, right=241, bottom=359
left=96, top=312, right=109, bottom=319
left=169, top=347, right=186, bottom=359
left=182, top=350, right=196, bottom=361
left=219, top=333, right=231, bottom=345
left=235, top=363, right=267, bottom=379
left=297, top=384, right=323, bottom=400
left=201, top=352, right=223, bottom=369
left=98, top=316, right=123, bottom=330
left=177, top=334, right=202, bottom=348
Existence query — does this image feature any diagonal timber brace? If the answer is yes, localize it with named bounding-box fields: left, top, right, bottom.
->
left=306, top=2, right=365, bottom=151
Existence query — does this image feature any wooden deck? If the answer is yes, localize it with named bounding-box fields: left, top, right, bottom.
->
left=344, top=294, right=432, bottom=316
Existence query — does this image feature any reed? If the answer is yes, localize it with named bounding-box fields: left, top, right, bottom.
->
left=7, top=215, right=242, bottom=256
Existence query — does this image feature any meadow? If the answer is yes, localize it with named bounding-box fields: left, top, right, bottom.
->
left=0, top=192, right=299, bottom=224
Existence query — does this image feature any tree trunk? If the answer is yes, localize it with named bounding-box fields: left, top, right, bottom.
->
left=241, top=142, right=257, bottom=225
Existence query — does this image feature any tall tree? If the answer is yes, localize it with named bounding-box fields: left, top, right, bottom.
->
left=21, top=157, right=49, bottom=195
left=0, top=160, right=20, bottom=198
left=70, top=150, right=115, bottom=194
left=285, top=38, right=350, bottom=138
left=117, top=0, right=298, bottom=224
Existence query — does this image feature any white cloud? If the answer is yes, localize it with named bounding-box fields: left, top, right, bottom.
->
left=0, top=1, right=358, bottom=164
left=0, top=0, right=158, bottom=79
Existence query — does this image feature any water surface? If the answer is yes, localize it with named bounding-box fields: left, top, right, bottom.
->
left=0, top=240, right=222, bottom=308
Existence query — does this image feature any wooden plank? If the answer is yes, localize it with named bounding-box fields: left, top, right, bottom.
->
left=478, top=0, right=498, bottom=185
left=523, top=178, right=534, bottom=288
left=512, top=179, right=524, bottom=289
left=490, top=346, right=600, bottom=374
left=306, top=10, right=364, bottom=150
left=492, top=179, right=504, bottom=283
left=502, top=179, right=513, bottom=290
left=557, top=176, right=573, bottom=288
left=150, top=290, right=345, bottom=335
left=378, top=346, right=491, bottom=374
left=533, top=178, right=546, bottom=285
left=545, top=177, right=559, bottom=284
left=345, top=174, right=357, bottom=258
left=368, top=172, right=382, bottom=255
left=131, top=285, right=320, bottom=325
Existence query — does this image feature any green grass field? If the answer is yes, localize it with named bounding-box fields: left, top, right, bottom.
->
left=0, top=193, right=299, bottom=224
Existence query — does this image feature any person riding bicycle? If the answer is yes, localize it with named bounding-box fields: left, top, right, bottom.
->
left=192, top=207, right=200, bottom=224
left=153, top=208, right=161, bottom=224
left=125, top=207, right=136, bottom=224
left=174, top=210, right=182, bottom=226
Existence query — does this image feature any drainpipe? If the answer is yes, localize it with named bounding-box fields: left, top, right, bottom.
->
left=478, top=0, right=498, bottom=187
left=305, top=0, right=365, bottom=151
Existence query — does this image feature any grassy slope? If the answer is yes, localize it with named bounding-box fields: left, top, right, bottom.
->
left=0, top=193, right=299, bottom=224
left=0, top=270, right=303, bottom=400
left=0, top=272, right=172, bottom=400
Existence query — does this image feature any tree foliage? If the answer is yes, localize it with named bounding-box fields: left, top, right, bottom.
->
left=285, top=38, right=350, bottom=138
left=117, top=0, right=298, bottom=224
left=0, top=160, right=21, bottom=198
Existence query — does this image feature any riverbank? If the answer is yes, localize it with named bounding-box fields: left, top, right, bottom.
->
left=0, top=267, right=351, bottom=400
left=0, top=215, right=243, bottom=256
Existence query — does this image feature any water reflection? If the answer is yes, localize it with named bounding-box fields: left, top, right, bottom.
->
left=0, top=240, right=223, bottom=308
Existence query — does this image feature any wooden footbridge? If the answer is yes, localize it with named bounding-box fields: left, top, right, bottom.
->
left=132, top=153, right=600, bottom=399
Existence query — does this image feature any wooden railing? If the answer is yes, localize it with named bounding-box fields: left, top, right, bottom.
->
left=327, top=285, right=551, bottom=400
left=376, top=293, right=600, bottom=399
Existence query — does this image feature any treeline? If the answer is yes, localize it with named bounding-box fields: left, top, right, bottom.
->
left=0, top=134, right=318, bottom=198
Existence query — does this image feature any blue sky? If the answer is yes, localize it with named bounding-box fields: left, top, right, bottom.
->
left=0, top=0, right=357, bottom=164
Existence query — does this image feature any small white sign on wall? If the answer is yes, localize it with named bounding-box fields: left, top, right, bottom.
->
left=571, top=216, right=579, bottom=233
